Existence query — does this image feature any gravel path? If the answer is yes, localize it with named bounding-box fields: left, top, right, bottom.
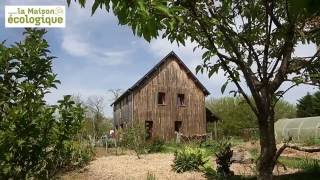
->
left=62, top=153, right=205, bottom=180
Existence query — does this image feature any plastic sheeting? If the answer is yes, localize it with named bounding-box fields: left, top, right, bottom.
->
left=275, top=116, right=320, bottom=142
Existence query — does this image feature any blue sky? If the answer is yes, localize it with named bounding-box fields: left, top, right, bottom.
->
left=1, top=0, right=318, bottom=117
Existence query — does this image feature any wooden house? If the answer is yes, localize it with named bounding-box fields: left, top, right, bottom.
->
left=111, top=51, right=210, bottom=140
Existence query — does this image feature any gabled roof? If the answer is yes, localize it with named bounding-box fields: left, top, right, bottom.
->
left=111, top=51, right=210, bottom=106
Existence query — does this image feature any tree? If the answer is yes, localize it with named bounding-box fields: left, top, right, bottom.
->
left=75, top=95, right=113, bottom=141
left=68, top=0, right=320, bottom=179
left=0, top=29, right=89, bottom=178
left=297, top=91, right=320, bottom=117
left=108, top=88, right=123, bottom=101
left=206, top=97, right=296, bottom=137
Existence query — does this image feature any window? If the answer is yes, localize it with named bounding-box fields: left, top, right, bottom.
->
left=177, top=94, right=185, bottom=106
left=175, top=121, right=182, bottom=132
left=158, top=92, right=166, bottom=105
left=145, top=121, right=153, bottom=140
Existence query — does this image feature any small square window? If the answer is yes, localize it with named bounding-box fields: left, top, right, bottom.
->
left=175, top=121, right=182, bottom=132
left=158, top=92, right=166, bottom=105
left=177, top=94, right=185, bottom=106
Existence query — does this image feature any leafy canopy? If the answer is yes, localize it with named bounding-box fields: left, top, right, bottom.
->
left=297, top=91, right=320, bottom=117
left=69, top=0, right=320, bottom=116
left=0, top=29, right=89, bottom=179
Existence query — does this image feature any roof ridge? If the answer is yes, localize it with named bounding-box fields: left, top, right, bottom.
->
left=110, top=51, right=210, bottom=106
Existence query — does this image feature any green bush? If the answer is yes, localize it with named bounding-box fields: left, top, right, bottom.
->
left=147, top=138, right=165, bottom=153
left=206, top=97, right=296, bottom=137
left=172, top=147, right=208, bottom=173
left=0, top=29, right=92, bottom=179
left=203, top=166, right=218, bottom=180
left=297, top=91, right=320, bottom=117
left=280, top=157, right=320, bottom=173
left=119, top=123, right=147, bottom=158
left=215, top=139, right=234, bottom=178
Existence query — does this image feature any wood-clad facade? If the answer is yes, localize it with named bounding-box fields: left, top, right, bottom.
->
left=112, top=52, right=210, bottom=140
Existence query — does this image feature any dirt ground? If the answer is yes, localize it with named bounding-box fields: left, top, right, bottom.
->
left=61, top=153, right=205, bottom=180
left=61, top=143, right=319, bottom=180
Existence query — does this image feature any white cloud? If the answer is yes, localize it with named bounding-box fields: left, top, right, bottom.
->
left=61, top=31, right=132, bottom=66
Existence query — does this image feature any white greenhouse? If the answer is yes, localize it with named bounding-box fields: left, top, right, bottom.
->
left=275, top=116, right=320, bottom=142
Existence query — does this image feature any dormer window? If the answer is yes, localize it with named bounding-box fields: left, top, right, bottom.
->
left=158, top=92, right=166, bottom=105
left=177, top=94, right=185, bottom=106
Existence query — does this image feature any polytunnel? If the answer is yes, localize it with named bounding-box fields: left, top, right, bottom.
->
left=275, top=116, right=320, bottom=143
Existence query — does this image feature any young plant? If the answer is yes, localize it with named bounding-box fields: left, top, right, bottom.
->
left=119, top=123, right=147, bottom=158
left=172, top=147, right=208, bottom=173
left=215, top=139, right=234, bottom=178
left=147, top=138, right=165, bottom=153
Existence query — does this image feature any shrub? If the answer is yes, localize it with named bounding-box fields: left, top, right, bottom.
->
left=206, top=97, right=296, bottom=137
left=215, top=139, right=234, bottom=178
left=203, top=166, right=218, bottom=180
left=0, top=29, right=92, bottom=179
left=119, top=123, right=147, bottom=158
left=172, top=147, right=208, bottom=173
left=147, top=138, right=165, bottom=153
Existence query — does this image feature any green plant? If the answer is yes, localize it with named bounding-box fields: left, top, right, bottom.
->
left=304, top=138, right=320, bottom=146
left=206, top=97, right=296, bottom=137
left=119, top=123, right=147, bottom=158
left=297, top=91, right=320, bottom=117
left=279, top=157, right=320, bottom=173
left=172, top=147, right=208, bottom=173
left=0, top=29, right=92, bottom=179
left=215, top=139, right=234, bottom=178
left=146, top=171, right=157, bottom=180
left=70, top=0, right=320, bottom=178
left=147, top=138, right=165, bottom=153
left=203, top=166, right=218, bottom=180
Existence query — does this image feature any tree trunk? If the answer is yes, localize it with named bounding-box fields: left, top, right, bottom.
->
left=256, top=109, right=277, bottom=180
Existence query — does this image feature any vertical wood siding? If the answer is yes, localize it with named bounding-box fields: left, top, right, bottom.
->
left=131, top=57, right=206, bottom=140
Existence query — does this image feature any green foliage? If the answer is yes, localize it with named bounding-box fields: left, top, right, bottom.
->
left=119, top=123, right=147, bottom=158
left=215, top=139, right=234, bottom=178
left=203, top=166, right=218, bottom=180
left=68, top=0, right=320, bottom=177
left=172, top=147, right=208, bottom=173
left=147, top=138, right=165, bottom=153
left=146, top=171, right=157, bottom=180
left=0, top=29, right=92, bottom=179
left=304, top=138, right=320, bottom=146
left=206, top=97, right=296, bottom=137
left=279, top=157, right=320, bottom=173
left=297, top=91, right=320, bottom=117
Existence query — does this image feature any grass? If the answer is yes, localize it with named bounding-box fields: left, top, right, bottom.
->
left=146, top=171, right=157, bottom=180
left=278, top=156, right=320, bottom=172
left=303, top=138, right=320, bottom=146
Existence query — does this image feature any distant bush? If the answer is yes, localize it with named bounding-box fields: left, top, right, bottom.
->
left=147, top=138, right=165, bottom=153
left=172, top=147, right=208, bottom=173
left=297, top=91, right=320, bottom=117
left=119, top=123, right=147, bottom=158
left=206, top=97, right=296, bottom=137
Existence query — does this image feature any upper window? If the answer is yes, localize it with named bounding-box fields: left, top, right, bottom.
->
left=158, top=92, right=166, bottom=105
left=177, top=94, right=185, bottom=106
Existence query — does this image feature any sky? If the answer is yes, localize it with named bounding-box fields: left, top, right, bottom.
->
left=1, top=0, right=319, bottom=117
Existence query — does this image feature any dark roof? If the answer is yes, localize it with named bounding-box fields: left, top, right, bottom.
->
left=111, top=51, right=210, bottom=106
left=206, top=107, right=220, bottom=122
